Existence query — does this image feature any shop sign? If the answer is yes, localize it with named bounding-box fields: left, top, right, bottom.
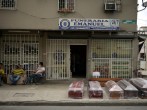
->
left=59, top=18, right=120, bottom=30
left=122, top=20, right=137, bottom=24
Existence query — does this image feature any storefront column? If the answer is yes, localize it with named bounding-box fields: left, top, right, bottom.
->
left=87, top=39, right=92, bottom=78
left=132, top=37, right=139, bottom=77
left=41, top=32, right=48, bottom=66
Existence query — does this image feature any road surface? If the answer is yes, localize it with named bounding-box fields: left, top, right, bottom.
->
left=0, top=106, right=147, bottom=110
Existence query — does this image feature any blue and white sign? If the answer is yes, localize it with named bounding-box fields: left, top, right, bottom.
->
left=59, top=18, right=120, bottom=30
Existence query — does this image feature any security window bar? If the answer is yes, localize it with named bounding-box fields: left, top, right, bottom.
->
left=104, top=0, right=122, bottom=11
left=91, top=39, right=132, bottom=79
left=0, top=34, right=39, bottom=77
left=0, top=0, right=16, bottom=10
left=46, top=39, right=70, bottom=80
left=58, top=0, right=75, bottom=12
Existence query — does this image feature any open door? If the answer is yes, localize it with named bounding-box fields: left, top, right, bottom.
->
left=70, top=45, right=86, bottom=78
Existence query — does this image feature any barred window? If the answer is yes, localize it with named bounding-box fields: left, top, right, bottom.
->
left=0, top=0, right=16, bottom=10
left=58, top=0, right=75, bottom=12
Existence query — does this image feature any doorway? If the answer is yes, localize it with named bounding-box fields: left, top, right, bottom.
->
left=70, top=45, right=86, bottom=78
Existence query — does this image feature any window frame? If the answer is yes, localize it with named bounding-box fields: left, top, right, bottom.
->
left=58, top=0, right=75, bottom=12
left=0, top=0, right=17, bottom=10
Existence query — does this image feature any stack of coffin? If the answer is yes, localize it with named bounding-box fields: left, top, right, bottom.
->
left=130, top=78, right=147, bottom=99
left=68, top=81, right=84, bottom=99
left=117, top=79, right=138, bottom=99
left=88, top=81, right=103, bottom=98
left=105, top=80, right=123, bottom=99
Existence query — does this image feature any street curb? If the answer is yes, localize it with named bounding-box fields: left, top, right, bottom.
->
left=0, top=100, right=147, bottom=106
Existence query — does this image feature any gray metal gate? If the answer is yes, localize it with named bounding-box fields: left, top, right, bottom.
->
left=46, top=39, right=70, bottom=80
left=0, top=33, right=39, bottom=75
left=91, top=39, right=132, bottom=78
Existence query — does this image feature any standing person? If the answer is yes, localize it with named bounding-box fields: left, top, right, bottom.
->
left=0, top=63, right=5, bottom=86
left=26, top=62, right=45, bottom=84
left=9, top=65, right=25, bottom=85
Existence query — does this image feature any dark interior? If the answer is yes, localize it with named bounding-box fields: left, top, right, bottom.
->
left=70, top=45, right=86, bottom=78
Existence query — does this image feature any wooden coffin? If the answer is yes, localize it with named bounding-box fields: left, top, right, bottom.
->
left=68, top=81, right=84, bottom=99
left=130, top=78, right=147, bottom=99
left=105, top=80, right=123, bottom=99
left=117, top=79, right=138, bottom=99
left=88, top=81, right=103, bottom=98
left=89, top=78, right=122, bottom=87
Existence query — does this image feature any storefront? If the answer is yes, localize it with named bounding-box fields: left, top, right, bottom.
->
left=0, top=32, right=40, bottom=77
left=45, top=38, right=133, bottom=80
left=0, top=18, right=137, bottom=80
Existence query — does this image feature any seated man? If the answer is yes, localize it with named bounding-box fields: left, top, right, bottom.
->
left=26, top=62, right=45, bottom=84
left=9, top=65, right=25, bottom=85
left=0, top=63, right=6, bottom=86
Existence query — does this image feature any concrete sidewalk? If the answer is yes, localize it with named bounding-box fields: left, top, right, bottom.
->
left=0, top=81, right=147, bottom=106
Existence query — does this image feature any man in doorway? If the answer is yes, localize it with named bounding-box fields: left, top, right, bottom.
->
left=26, top=62, right=45, bottom=84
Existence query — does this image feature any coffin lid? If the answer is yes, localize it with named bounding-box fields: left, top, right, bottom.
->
left=89, top=81, right=103, bottom=91
left=130, top=78, right=147, bottom=88
left=105, top=80, right=123, bottom=92
left=109, top=85, right=123, bottom=91
left=68, top=81, right=84, bottom=92
left=118, top=79, right=138, bottom=91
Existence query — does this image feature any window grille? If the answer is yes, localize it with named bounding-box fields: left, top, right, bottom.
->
left=46, top=39, right=70, bottom=80
left=0, top=0, right=16, bottom=10
left=91, top=39, right=132, bottom=79
left=58, top=0, right=75, bottom=12
left=0, top=33, right=39, bottom=77
left=104, top=0, right=121, bottom=11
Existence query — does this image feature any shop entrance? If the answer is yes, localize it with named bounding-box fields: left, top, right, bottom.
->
left=70, top=45, right=86, bottom=78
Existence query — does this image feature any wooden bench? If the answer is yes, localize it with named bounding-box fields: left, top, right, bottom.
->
left=89, top=78, right=122, bottom=87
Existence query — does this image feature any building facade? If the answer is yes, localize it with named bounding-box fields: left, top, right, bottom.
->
left=138, top=26, right=147, bottom=70
left=0, top=0, right=138, bottom=80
